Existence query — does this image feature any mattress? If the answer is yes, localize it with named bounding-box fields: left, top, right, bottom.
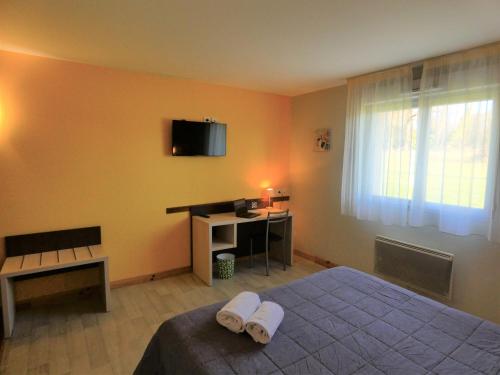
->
left=135, top=266, right=500, bottom=374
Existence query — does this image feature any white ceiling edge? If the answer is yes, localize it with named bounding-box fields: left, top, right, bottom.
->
left=0, top=43, right=332, bottom=98
left=1, top=0, right=499, bottom=96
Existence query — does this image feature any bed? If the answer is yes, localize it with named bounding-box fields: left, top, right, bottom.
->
left=135, top=266, right=500, bottom=374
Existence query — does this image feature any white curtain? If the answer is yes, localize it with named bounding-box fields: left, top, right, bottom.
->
left=341, top=44, right=500, bottom=239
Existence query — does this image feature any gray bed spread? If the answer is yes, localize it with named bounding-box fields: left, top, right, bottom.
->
left=135, top=266, right=500, bottom=374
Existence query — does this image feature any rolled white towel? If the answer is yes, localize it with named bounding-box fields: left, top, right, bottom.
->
left=245, top=301, right=284, bottom=344
left=216, top=291, right=261, bottom=333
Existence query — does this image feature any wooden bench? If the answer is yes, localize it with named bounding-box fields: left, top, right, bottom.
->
left=0, top=227, right=110, bottom=338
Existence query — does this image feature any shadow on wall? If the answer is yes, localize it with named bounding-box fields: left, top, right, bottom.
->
left=0, top=240, right=5, bottom=264
left=162, top=118, right=173, bottom=157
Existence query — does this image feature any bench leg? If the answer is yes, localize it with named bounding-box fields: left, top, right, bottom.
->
left=99, top=260, right=111, bottom=312
left=1, top=277, right=16, bottom=338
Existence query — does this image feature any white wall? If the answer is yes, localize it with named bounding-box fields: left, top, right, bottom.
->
left=290, top=85, right=500, bottom=323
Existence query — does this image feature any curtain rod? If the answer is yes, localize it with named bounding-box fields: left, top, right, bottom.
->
left=346, top=40, right=500, bottom=81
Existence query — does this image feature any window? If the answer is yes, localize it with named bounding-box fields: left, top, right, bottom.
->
left=373, top=107, right=417, bottom=201
left=425, top=100, right=493, bottom=209
left=341, top=45, right=500, bottom=239
left=375, top=100, right=494, bottom=209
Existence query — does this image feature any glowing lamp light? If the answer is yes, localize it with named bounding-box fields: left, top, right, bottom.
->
left=265, top=187, right=274, bottom=208
left=259, top=180, right=271, bottom=189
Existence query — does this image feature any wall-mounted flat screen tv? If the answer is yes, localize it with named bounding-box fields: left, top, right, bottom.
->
left=171, top=120, right=226, bottom=156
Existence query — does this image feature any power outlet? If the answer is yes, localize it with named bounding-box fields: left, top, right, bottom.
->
left=275, top=188, right=286, bottom=196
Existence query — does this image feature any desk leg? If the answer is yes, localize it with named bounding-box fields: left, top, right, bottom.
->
left=288, top=217, right=294, bottom=266
left=1, top=277, right=16, bottom=338
left=99, top=260, right=111, bottom=312
left=193, top=219, right=212, bottom=286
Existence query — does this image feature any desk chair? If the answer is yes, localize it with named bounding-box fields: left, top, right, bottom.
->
left=249, top=209, right=289, bottom=276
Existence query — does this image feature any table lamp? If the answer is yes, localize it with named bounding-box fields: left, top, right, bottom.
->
left=266, top=187, right=274, bottom=208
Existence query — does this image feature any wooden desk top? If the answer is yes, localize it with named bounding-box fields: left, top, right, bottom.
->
left=192, top=208, right=292, bottom=226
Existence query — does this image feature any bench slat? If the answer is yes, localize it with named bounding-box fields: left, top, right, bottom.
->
left=22, top=253, right=42, bottom=271
left=74, top=247, right=92, bottom=262
left=58, top=249, right=77, bottom=264
left=0, top=256, right=24, bottom=275
left=89, top=245, right=105, bottom=259
left=41, top=251, right=59, bottom=267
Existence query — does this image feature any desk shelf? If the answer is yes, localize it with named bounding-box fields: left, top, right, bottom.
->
left=211, top=240, right=234, bottom=251
left=211, top=224, right=236, bottom=252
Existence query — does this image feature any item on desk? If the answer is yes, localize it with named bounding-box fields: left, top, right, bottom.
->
left=216, top=291, right=261, bottom=333
left=245, top=301, right=284, bottom=344
left=234, top=198, right=260, bottom=219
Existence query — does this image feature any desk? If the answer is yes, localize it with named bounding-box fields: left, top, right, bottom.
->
left=192, top=208, right=293, bottom=286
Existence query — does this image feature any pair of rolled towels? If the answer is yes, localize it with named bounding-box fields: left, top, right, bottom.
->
left=216, top=291, right=284, bottom=344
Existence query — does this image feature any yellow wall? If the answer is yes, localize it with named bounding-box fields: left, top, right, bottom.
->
left=0, top=50, right=291, bottom=284
left=291, top=85, right=500, bottom=323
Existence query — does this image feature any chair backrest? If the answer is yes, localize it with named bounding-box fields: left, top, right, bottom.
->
left=266, top=209, right=289, bottom=224
left=266, top=209, right=289, bottom=242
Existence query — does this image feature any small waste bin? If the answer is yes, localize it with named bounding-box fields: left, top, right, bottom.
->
left=217, top=253, right=235, bottom=279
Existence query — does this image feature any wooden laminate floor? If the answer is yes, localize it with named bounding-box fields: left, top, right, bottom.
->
left=0, top=256, right=324, bottom=375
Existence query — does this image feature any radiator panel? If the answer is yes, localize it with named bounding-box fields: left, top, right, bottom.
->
left=374, top=236, right=454, bottom=299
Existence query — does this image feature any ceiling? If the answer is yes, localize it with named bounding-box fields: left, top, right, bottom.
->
left=1, top=0, right=499, bottom=96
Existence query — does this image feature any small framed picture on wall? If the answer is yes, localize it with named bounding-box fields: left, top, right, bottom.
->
left=314, top=128, right=331, bottom=151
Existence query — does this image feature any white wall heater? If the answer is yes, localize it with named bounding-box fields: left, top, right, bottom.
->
left=374, top=236, right=454, bottom=300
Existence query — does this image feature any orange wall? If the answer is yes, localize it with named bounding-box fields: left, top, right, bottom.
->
left=0, top=50, right=291, bottom=282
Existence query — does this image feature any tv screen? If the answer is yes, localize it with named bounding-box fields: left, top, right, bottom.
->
left=171, top=120, right=226, bottom=156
